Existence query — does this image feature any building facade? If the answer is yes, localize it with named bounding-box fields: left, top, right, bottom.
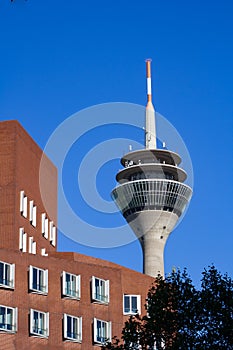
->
left=0, top=120, right=154, bottom=349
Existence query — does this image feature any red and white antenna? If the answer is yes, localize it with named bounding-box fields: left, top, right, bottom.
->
left=146, top=58, right=152, bottom=104
left=145, top=59, right=157, bottom=149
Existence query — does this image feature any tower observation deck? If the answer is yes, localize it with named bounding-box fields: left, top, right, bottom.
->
left=111, top=60, right=192, bottom=277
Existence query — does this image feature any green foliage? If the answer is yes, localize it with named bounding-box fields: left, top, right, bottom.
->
left=197, top=266, right=233, bottom=349
left=102, top=266, right=233, bottom=350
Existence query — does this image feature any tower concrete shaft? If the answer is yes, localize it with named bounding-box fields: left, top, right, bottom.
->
left=111, top=61, right=192, bottom=277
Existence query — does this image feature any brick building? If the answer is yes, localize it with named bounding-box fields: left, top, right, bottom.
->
left=0, top=120, right=154, bottom=350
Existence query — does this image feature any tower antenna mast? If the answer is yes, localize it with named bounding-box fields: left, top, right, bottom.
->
left=145, top=59, right=157, bottom=149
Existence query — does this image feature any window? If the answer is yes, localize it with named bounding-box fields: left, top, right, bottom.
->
left=28, top=237, right=36, bottom=255
left=41, top=213, right=49, bottom=239
left=30, top=309, right=49, bottom=338
left=123, top=295, right=141, bottom=315
left=0, top=261, right=15, bottom=289
left=41, top=248, right=48, bottom=257
left=20, top=190, right=27, bottom=218
left=62, top=272, right=80, bottom=299
left=19, top=228, right=27, bottom=252
left=0, top=306, right=17, bottom=333
left=49, top=221, right=56, bottom=246
left=29, top=201, right=37, bottom=227
left=93, top=318, right=111, bottom=344
left=64, top=314, right=82, bottom=342
left=92, top=276, right=109, bottom=304
left=29, top=266, right=48, bottom=294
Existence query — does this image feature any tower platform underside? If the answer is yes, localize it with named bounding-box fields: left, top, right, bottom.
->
left=112, top=179, right=192, bottom=218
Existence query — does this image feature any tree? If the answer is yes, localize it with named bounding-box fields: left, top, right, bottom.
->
left=197, top=266, right=233, bottom=349
left=102, top=266, right=233, bottom=349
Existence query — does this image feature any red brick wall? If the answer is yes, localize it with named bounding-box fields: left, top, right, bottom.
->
left=0, top=120, right=57, bottom=253
left=0, top=249, right=154, bottom=349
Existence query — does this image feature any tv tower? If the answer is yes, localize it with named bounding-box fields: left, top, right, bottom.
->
left=111, top=60, right=192, bottom=277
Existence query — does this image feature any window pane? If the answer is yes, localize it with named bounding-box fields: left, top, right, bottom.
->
left=66, top=273, right=71, bottom=291
left=124, top=296, right=130, bottom=313
left=0, top=307, right=5, bottom=329
left=131, top=296, right=138, bottom=313
left=39, top=312, right=44, bottom=335
left=71, top=275, right=76, bottom=295
left=97, top=320, right=101, bottom=342
left=100, top=280, right=105, bottom=301
left=102, top=321, right=106, bottom=340
left=67, top=315, right=72, bottom=338
left=39, top=270, right=44, bottom=291
left=65, top=273, right=71, bottom=295
left=5, top=264, right=10, bottom=286
left=32, top=268, right=38, bottom=290
left=6, top=308, right=13, bottom=330
left=33, top=311, right=39, bottom=333
left=73, top=317, right=78, bottom=339
left=95, top=278, right=100, bottom=299
left=0, top=263, right=3, bottom=284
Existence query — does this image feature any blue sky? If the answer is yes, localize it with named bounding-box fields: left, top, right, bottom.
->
left=0, top=0, right=232, bottom=286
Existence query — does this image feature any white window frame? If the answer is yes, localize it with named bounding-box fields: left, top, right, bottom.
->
left=28, top=237, right=36, bottom=255
left=29, top=201, right=37, bottom=227
left=62, top=271, right=81, bottom=299
left=41, top=248, right=48, bottom=257
left=92, top=276, right=109, bottom=304
left=41, top=213, right=49, bottom=240
left=20, top=190, right=27, bottom=218
left=93, top=318, right=111, bottom=345
left=19, top=228, right=27, bottom=252
left=29, top=265, right=48, bottom=294
left=45, top=218, right=49, bottom=239
left=28, top=237, right=33, bottom=254
left=41, top=213, right=46, bottom=235
left=32, top=241, right=36, bottom=255
left=49, top=221, right=56, bottom=246
left=123, top=294, right=141, bottom=315
left=52, top=226, right=56, bottom=246
left=30, top=309, right=49, bottom=338
left=64, top=313, right=82, bottom=342
left=0, top=305, right=17, bottom=333
left=0, top=261, right=15, bottom=289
